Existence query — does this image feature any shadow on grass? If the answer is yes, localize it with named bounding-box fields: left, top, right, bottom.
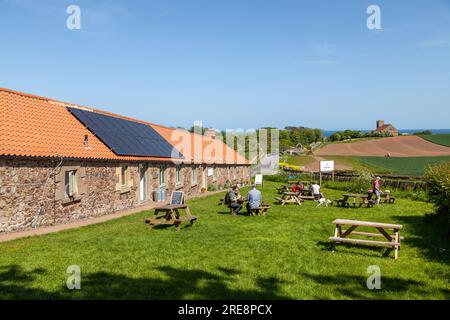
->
left=301, top=272, right=424, bottom=299
left=0, top=264, right=292, bottom=300
left=393, top=214, right=450, bottom=265
left=316, top=241, right=395, bottom=259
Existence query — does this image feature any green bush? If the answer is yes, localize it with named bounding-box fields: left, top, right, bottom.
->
left=425, top=162, right=450, bottom=216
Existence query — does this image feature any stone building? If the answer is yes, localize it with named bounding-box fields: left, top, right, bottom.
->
left=0, top=88, right=250, bottom=233
left=374, top=120, right=399, bottom=136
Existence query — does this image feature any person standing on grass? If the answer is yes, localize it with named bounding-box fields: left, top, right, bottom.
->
left=246, top=185, right=262, bottom=214
left=225, top=185, right=242, bottom=215
left=373, top=176, right=382, bottom=205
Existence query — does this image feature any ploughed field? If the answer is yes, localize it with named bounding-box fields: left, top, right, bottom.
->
left=0, top=182, right=448, bottom=300
left=316, top=136, right=450, bottom=157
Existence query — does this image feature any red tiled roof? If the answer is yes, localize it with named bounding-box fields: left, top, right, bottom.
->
left=0, top=88, right=248, bottom=164
left=375, top=124, right=396, bottom=132
left=152, top=124, right=248, bottom=165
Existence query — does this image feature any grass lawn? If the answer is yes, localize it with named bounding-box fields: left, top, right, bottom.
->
left=0, top=182, right=448, bottom=300
left=355, top=156, right=450, bottom=177
left=420, top=134, right=450, bottom=147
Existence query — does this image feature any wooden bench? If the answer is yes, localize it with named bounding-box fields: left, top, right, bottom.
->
left=334, top=194, right=374, bottom=208
left=276, top=186, right=289, bottom=194
left=333, top=199, right=348, bottom=207
left=249, top=205, right=271, bottom=216
left=329, top=219, right=403, bottom=259
left=276, top=192, right=303, bottom=206
left=368, top=192, right=396, bottom=204
left=145, top=204, right=198, bottom=231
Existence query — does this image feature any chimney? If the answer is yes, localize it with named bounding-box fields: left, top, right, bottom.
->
left=205, top=129, right=216, bottom=140
left=377, top=120, right=385, bottom=129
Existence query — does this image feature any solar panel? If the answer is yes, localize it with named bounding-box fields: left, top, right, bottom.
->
left=68, top=107, right=183, bottom=158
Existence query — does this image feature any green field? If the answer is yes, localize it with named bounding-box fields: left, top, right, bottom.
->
left=285, top=155, right=315, bottom=167
left=356, top=156, right=450, bottom=177
left=420, top=134, right=450, bottom=147
left=0, top=182, right=448, bottom=299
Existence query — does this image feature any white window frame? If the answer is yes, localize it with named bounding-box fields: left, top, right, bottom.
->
left=176, top=165, right=182, bottom=186
left=65, top=170, right=78, bottom=199
left=121, top=166, right=128, bottom=191
left=159, top=165, right=166, bottom=187
left=191, top=166, right=198, bottom=186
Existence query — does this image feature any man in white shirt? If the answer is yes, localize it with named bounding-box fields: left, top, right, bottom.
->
left=311, top=182, right=323, bottom=199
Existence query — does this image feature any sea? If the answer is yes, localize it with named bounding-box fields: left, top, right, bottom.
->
left=323, top=129, right=450, bottom=137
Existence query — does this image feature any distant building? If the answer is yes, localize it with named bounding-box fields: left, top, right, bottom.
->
left=374, top=120, right=399, bottom=136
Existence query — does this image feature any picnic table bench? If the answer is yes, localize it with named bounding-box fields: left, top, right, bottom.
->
left=275, top=192, right=303, bottom=206
left=329, top=219, right=404, bottom=259
left=249, top=204, right=271, bottom=216
left=145, top=204, right=198, bottom=231
left=368, top=191, right=396, bottom=204
left=334, top=193, right=374, bottom=208
left=276, top=185, right=289, bottom=194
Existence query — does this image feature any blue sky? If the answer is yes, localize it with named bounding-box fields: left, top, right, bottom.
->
left=1, top=0, right=449, bottom=131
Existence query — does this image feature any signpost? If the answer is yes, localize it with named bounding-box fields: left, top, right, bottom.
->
left=255, top=174, right=263, bottom=186
left=319, top=161, right=335, bottom=185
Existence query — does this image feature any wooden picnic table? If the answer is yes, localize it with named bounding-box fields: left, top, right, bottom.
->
left=275, top=192, right=303, bottom=206
left=276, top=185, right=289, bottom=194
left=248, top=204, right=271, bottom=216
left=145, top=204, right=198, bottom=231
left=335, top=193, right=374, bottom=208
left=368, top=191, right=396, bottom=204
left=329, top=219, right=404, bottom=259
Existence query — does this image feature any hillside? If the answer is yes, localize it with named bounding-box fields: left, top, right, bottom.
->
left=315, top=136, right=450, bottom=157
left=420, top=134, right=450, bottom=147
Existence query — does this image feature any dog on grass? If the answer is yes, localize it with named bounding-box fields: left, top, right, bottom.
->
left=316, top=198, right=332, bottom=207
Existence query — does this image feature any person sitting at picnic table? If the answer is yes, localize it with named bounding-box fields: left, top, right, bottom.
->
left=234, top=185, right=244, bottom=204
left=373, top=176, right=382, bottom=205
left=246, top=185, right=262, bottom=214
left=311, top=182, right=323, bottom=199
left=291, top=182, right=304, bottom=194
left=225, top=185, right=242, bottom=214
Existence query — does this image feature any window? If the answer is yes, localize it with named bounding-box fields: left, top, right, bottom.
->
left=176, top=165, right=182, bottom=186
left=191, top=166, right=198, bottom=185
left=159, top=165, right=166, bottom=186
left=65, top=170, right=78, bottom=198
left=121, top=166, right=128, bottom=191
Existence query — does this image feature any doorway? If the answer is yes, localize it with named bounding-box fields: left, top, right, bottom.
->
left=139, top=163, right=148, bottom=202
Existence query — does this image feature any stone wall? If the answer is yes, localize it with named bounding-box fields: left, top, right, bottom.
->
left=0, top=157, right=250, bottom=233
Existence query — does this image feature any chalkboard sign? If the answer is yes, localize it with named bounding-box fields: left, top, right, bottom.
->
left=170, top=191, right=185, bottom=205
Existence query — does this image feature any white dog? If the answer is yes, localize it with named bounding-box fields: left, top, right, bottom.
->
left=316, top=198, right=332, bottom=207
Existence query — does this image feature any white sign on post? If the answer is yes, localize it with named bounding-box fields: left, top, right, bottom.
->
left=255, top=174, right=263, bottom=186
left=320, top=161, right=335, bottom=172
